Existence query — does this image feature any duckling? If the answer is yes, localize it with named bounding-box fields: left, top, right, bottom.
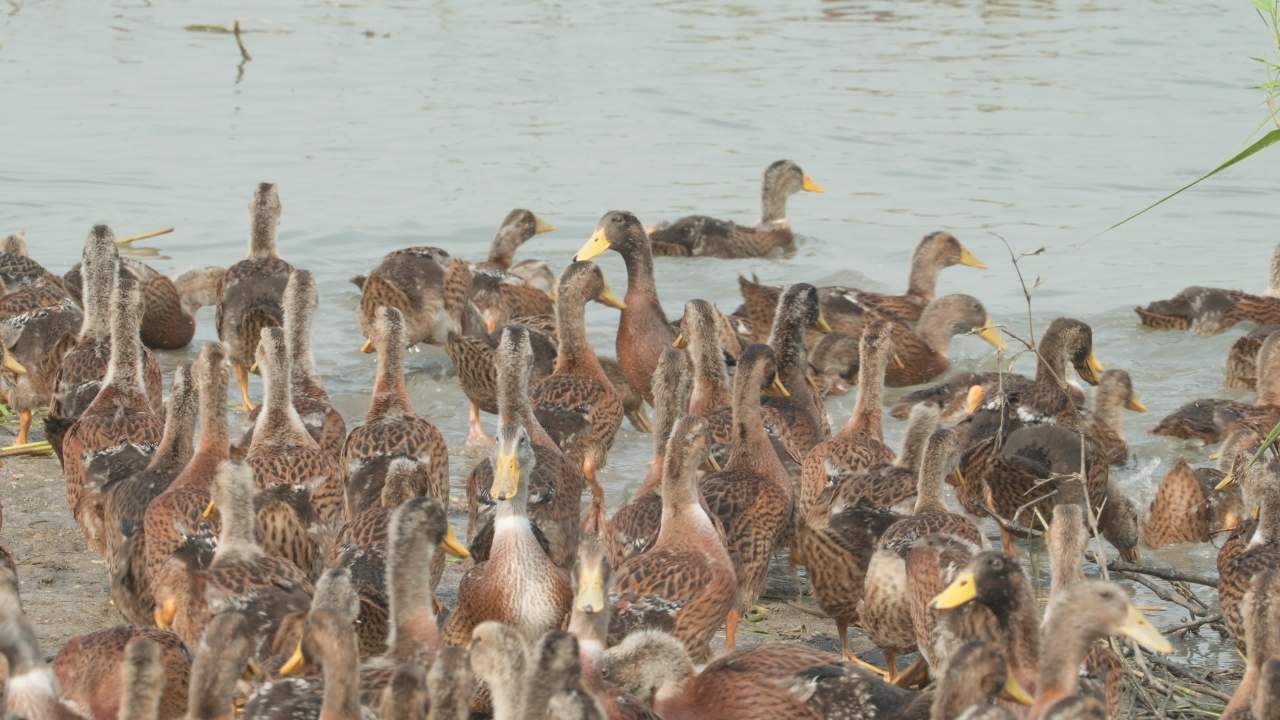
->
left=424, top=647, right=472, bottom=720
left=1219, top=478, right=1280, bottom=656
left=604, top=346, right=691, bottom=567
left=183, top=612, right=253, bottom=720
left=444, top=422, right=572, bottom=646
left=0, top=299, right=81, bottom=449
left=1224, top=567, right=1280, bottom=717
left=473, top=208, right=557, bottom=288
left=1141, top=456, right=1243, bottom=549
left=62, top=270, right=164, bottom=556
left=761, top=284, right=832, bottom=462
left=45, top=226, right=163, bottom=461
left=1136, top=243, right=1280, bottom=335
left=467, top=622, right=528, bottom=720
left=1226, top=324, right=1280, bottom=390
left=217, top=183, right=292, bottom=411
left=530, top=261, right=626, bottom=529
left=611, top=416, right=736, bottom=661
left=118, top=637, right=164, bottom=720
left=861, top=427, right=983, bottom=682
left=51, top=626, right=191, bottom=720
left=200, top=460, right=314, bottom=664
left=1153, top=329, right=1280, bottom=444
left=573, top=211, right=675, bottom=406
left=467, top=325, right=583, bottom=569
left=1030, top=581, right=1172, bottom=718
left=0, top=566, right=88, bottom=720
left=345, top=306, right=449, bottom=521
left=103, top=365, right=197, bottom=625
left=644, top=160, right=823, bottom=259
left=143, top=343, right=229, bottom=607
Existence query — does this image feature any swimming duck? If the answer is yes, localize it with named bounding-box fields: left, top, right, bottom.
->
left=604, top=346, right=691, bottom=567
left=0, top=566, right=88, bottom=720
left=530, top=261, right=626, bottom=529
left=466, top=325, right=584, bottom=569
left=45, top=226, right=163, bottom=461
left=761, top=284, right=832, bottom=462
left=62, top=270, right=164, bottom=557
left=645, top=160, right=823, bottom=259
left=1136, top=243, right=1280, bottom=335
left=1029, top=581, right=1172, bottom=718
left=881, top=294, right=1005, bottom=387
left=861, top=427, right=983, bottom=682
left=467, top=267, right=555, bottom=334
left=0, top=299, right=81, bottom=450
left=102, top=365, right=197, bottom=625
left=182, top=612, right=253, bottom=720
left=1153, top=329, right=1280, bottom=444
left=51, top=626, right=191, bottom=720
left=443, top=421, right=573, bottom=646
left=574, top=210, right=675, bottom=406
left=217, top=183, right=293, bottom=411
left=1226, top=324, right=1280, bottom=390
left=473, top=208, right=558, bottom=289
left=1084, top=369, right=1145, bottom=465
left=345, top=306, right=450, bottom=521
left=1140, top=456, right=1243, bottom=549
left=842, top=231, right=990, bottom=323
left=611, top=416, right=737, bottom=661
left=1219, top=477, right=1280, bottom=656
left=357, top=244, right=454, bottom=350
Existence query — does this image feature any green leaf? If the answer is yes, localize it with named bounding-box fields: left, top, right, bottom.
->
left=1104, top=129, right=1280, bottom=232
left=1253, top=0, right=1277, bottom=15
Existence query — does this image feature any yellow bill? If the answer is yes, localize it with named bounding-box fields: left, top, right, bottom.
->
left=765, top=372, right=791, bottom=398
left=154, top=598, right=177, bottom=630
left=1215, top=469, right=1236, bottom=491
left=813, top=307, right=832, bottom=334
left=932, top=570, right=977, bottom=609
left=963, top=385, right=985, bottom=415
left=533, top=216, right=556, bottom=235
left=490, top=448, right=521, bottom=502
left=1118, top=603, right=1174, bottom=654
left=801, top=174, right=825, bottom=193
left=574, top=562, right=607, bottom=614
left=201, top=500, right=216, bottom=519
left=439, top=525, right=471, bottom=559
left=596, top=279, right=626, bottom=310
left=279, top=639, right=306, bottom=677
left=360, top=338, right=374, bottom=354
left=2, top=350, right=26, bottom=375
left=574, top=227, right=611, bottom=262
left=958, top=245, right=987, bottom=269
left=977, top=323, right=1006, bottom=352
left=672, top=334, right=687, bottom=349
left=1126, top=394, right=1147, bottom=413
left=1083, top=352, right=1105, bottom=384
left=1001, top=671, right=1034, bottom=705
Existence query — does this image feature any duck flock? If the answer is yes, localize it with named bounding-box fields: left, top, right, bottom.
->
left=0, top=161, right=1277, bottom=719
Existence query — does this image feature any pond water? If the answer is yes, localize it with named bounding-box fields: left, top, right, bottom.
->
left=4, top=0, right=1278, bottom=672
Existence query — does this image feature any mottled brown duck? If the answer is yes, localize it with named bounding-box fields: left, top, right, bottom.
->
left=1141, top=456, right=1243, bottom=549
left=573, top=210, right=675, bottom=407
left=182, top=612, right=253, bottom=720
left=102, top=365, right=197, bottom=625
left=1219, top=478, right=1280, bottom=656
left=62, top=270, right=164, bottom=557
left=45, top=226, right=163, bottom=461
left=1136, top=244, right=1280, bottom=335
left=827, top=400, right=948, bottom=513
left=644, top=160, right=823, bottom=259
left=473, top=207, right=557, bottom=288
left=1223, top=567, right=1280, bottom=718
left=1085, top=368, right=1145, bottom=466
left=677, top=298, right=737, bottom=467
left=1227, top=324, right=1280, bottom=390
left=1153, top=329, right=1280, bottom=444
left=466, top=621, right=528, bottom=720
left=443, top=421, right=573, bottom=646
left=604, top=346, right=691, bottom=567
left=466, top=325, right=583, bottom=569
left=357, top=243, right=454, bottom=350
left=834, top=231, right=989, bottom=324
left=65, top=256, right=209, bottom=350
left=761, top=283, right=832, bottom=463
left=530, top=261, right=625, bottom=530
left=883, top=294, right=1005, bottom=387
left=0, top=299, right=81, bottom=448
left=611, top=416, right=736, bottom=661
left=51, top=626, right=191, bottom=720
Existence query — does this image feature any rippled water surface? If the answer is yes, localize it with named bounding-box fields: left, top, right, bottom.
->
left=4, top=0, right=1278, bottom=670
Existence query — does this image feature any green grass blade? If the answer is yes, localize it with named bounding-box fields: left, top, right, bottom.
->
left=1104, top=128, right=1280, bottom=232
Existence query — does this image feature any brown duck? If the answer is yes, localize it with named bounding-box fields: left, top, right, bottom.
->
left=761, top=283, right=832, bottom=463
left=52, top=626, right=191, bottom=720
left=1140, top=456, right=1243, bottom=549
left=1219, top=478, right=1280, bottom=656
left=1136, top=243, right=1280, bottom=335
left=64, top=256, right=211, bottom=351
left=677, top=298, right=737, bottom=467
left=1086, top=368, right=1145, bottom=465
left=0, top=299, right=81, bottom=449
left=1153, top=329, right=1280, bottom=444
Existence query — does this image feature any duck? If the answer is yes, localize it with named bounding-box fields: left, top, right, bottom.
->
left=1152, top=329, right=1280, bottom=444
left=860, top=426, right=983, bottom=682
left=761, top=284, right=832, bottom=463
left=1222, top=567, right=1280, bottom=717
left=467, top=621, right=528, bottom=720
left=1140, top=456, right=1243, bottom=549
left=1030, top=581, right=1172, bottom=718
left=677, top=298, right=738, bottom=467
left=198, top=460, right=314, bottom=664
left=345, top=306, right=450, bottom=524
left=418, top=647, right=471, bottom=720
left=0, top=233, right=73, bottom=320
left=0, top=298, right=81, bottom=450
left=0, top=565, right=88, bottom=720
left=51, top=626, right=191, bottom=720
left=44, top=226, right=163, bottom=462
left=467, top=265, right=555, bottom=334
left=881, top=294, right=1006, bottom=387
left=234, top=270, right=346, bottom=461
left=472, top=208, right=558, bottom=290
left=143, top=342, right=229, bottom=620
left=521, top=631, right=594, bottom=719
left=644, top=160, right=823, bottom=259
left=1085, top=369, right=1145, bottom=465
left=573, top=210, right=676, bottom=407
left=61, top=269, right=164, bottom=557
left=64, top=256, right=208, bottom=351
left=841, top=231, right=991, bottom=323
left=1135, top=243, right=1280, bottom=335
left=216, top=183, right=293, bottom=411
left=530, top=261, right=626, bottom=530
left=101, top=364, right=197, bottom=625
left=611, top=416, right=737, bottom=661
left=443, top=421, right=573, bottom=646
left=182, top=612, right=254, bottom=720
left=604, top=346, right=691, bottom=567
left=466, top=325, right=584, bottom=569
left=1218, top=476, right=1280, bottom=656
left=356, top=243, right=454, bottom=350
left=1226, top=324, right=1280, bottom=390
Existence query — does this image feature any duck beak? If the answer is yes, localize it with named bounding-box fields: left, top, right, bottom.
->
left=153, top=598, right=177, bottom=630
left=801, top=174, right=825, bottom=193
left=932, top=570, right=977, bottom=609
left=201, top=500, right=216, bottom=519
left=1000, top=670, right=1034, bottom=706
left=977, top=322, right=1006, bottom=352
left=1216, top=468, right=1237, bottom=491
left=765, top=372, right=790, bottom=398
left=1118, top=603, right=1174, bottom=654
left=963, top=385, right=985, bottom=416
left=279, top=640, right=306, bottom=677
left=1126, top=394, right=1147, bottom=413
left=706, top=453, right=722, bottom=472
left=574, top=227, right=611, bottom=262
left=360, top=338, right=374, bottom=354
left=439, top=526, right=470, bottom=559
left=533, top=216, right=556, bottom=235
left=813, top=307, right=832, bottom=334
left=673, top=334, right=687, bottom=349
left=596, top=279, right=626, bottom=310
left=2, top=351, right=26, bottom=376
left=958, top=245, right=988, bottom=269
left=248, top=361, right=258, bottom=375
left=1082, top=352, right=1105, bottom=384
left=644, top=226, right=656, bottom=236
left=489, top=448, right=520, bottom=502
left=891, top=353, right=906, bottom=370
left=574, top=563, right=607, bottom=614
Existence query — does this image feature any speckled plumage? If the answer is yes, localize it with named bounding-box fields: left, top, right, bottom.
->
left=51, top=627, right=191, bottom=720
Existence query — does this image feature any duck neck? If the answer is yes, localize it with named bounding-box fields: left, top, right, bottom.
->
left=657, top=454, right=716, bottom=548
left=1034, top=608, right=1098, bottom=713
left=1034, top=329, right=1069, bottom=389
left=1090, top=387, right=1125, bottom=439
left=689, top=340, right=732, bottom=415
left=728, top=376, right=786, bottom=482
left=769, top=316, right=819, bottom=419
left=319, top=636, right=361, bottom=720
left=554, top=295, right=607, bottom=382
left=914, top=304, right=955, bottom=355
left=194, top=373, right=230, bottom=460
left=913, top=454, right=947, bottom=515
left=151, top=397, right=197, bottom=471
left=906, top=250, right=941, bottom=301
left=388, top=543, right=440, bottom=658
left=80, top=261, right=114, bottom=341
left=1269, top=244, right=1280, bottom=298
left=369, top=340, right=412, bottom=419
left=761, top=182, right=788, bottom=225
left=249, top=212, right=278, bottom=260
left=286, top=308, right=321, bottom=396
left=487, top=227, right=523, bottom=269
left=1257, top=350, right=1280, bottom=406
left=844, top=355, right=887, bottom=438
left=104, top=296, right=146, bottom=398
left=255, top=357, right=310, bottom=446
left=619, top=244, right=667, bottom=324
left=215, top=491, right=257, bottom=556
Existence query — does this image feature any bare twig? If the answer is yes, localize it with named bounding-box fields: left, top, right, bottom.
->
left=233, top=20, right=251, bottom=61
left=1114, top=571, right=1207, bottom=617
left=1086, top=552, right=1218, bottom=587
left=1162, top=613, right=1223, bottom=637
